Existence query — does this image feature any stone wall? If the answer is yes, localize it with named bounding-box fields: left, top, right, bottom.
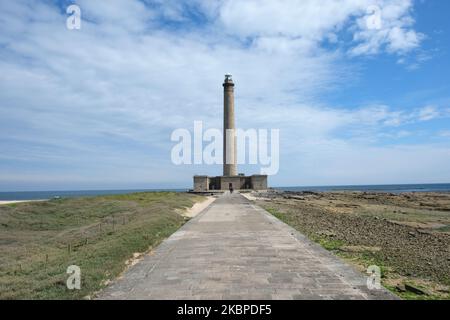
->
left=251, top=175, right=268, bottom=190
left=194, top=175, right=268, bottom=191
left=220, top=176, right=241, bottom=191
left=193, top=176, right=209, bottom=192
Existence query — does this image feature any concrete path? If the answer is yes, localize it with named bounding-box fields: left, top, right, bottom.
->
left=98, top=193, right=397, bottom=300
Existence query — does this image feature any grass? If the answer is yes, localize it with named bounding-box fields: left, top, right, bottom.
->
left=0, top=192, right=204, bottom=299
left=437, top=224, right=450, bottom=233
left=357, top=205, right=450, bottom=226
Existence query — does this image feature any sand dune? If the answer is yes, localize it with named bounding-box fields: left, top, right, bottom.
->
left=0, top=200, right=46, bottom=205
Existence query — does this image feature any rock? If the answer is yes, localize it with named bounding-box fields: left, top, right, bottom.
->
left=404, top=283, right=429, bottom=295
left=395, top=284, right=406, bottom=292
left=339, top=246, right=381, bottom=253
left=437, top=288, right=450, bottom=294
left=285, top=196, right=305, bottom=201
left=317, top=230, right=336, bottom=237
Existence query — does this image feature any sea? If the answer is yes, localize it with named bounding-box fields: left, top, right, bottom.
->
left=276, top=183, right=450, bottom=193
left=0, top=189, right=186, bottom=201
left=0, top=184, right=449, bottom=201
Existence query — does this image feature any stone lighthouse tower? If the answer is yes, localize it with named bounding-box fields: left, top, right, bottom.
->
left=192, top=75, right=268, bottom=193
left=223, top=74, right=237, bottom=176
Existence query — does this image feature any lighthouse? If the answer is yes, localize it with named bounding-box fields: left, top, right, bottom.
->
left=223, top=74, right=237, bottom=177
left=192, top=75, right=268, bottom=193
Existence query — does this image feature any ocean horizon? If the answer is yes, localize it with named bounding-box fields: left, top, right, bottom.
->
left=1, top=183, right=450, bottom=201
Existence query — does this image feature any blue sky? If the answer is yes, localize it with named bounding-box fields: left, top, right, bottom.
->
left=0, top=0, right=449, bottom=191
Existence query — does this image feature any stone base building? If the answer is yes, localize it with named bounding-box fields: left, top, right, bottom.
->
left=194, top=174, right=268, bottom=192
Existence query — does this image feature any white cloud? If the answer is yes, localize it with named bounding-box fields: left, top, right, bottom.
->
left=281, top=141, right=450, bottom=186
left=219, top=0, right=361, bottom=39
left=75, top=0, right=153, bottom=32
left=0, top=0, right=447, bottom=190
left=387, top=27, right=422, bottom=53
left=351, top=0, right=423, bottom=55
left=214, top=0, right=423, bottom=56
left=149, top=0, right=423, bottom=57
left=417, top=105, right=440, bottom=121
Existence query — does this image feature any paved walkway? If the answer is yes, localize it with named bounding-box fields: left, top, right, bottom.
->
left=98, top=193, right=397, bottom=300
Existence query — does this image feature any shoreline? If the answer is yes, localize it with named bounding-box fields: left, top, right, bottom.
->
left=0, top=200, right=47, bottom=205
left=0, top=183, right=449, bottom=201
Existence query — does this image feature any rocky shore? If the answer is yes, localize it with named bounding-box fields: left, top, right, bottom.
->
left=249, top=190, right=450, bottom=299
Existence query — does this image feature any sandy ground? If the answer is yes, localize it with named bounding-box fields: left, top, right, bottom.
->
left=180, top=196, right=216, bottom=218
left=0, top=200, right=46, bottom=205
left=241, top=192, right=270, bottom=201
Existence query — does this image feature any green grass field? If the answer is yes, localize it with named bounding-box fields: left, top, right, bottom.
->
left=0, top=192, right=204, bottom=299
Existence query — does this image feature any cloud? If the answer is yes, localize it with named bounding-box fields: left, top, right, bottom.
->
left=212, top=0, right=422, bottom=56
left=387, top=27, right=422, bottom=53
left=219, top=0, right=360, bottom=39
left=76, top=0, right=152, bottom=32
left=0, top=0, right=447, bottom=190
left=350, top=0, right=423, bottom=56
left=281, top=141, right=450, bottom=186
left=417, top=105, right=440, bottom=121
left=140, top=0, right=423, bottom=57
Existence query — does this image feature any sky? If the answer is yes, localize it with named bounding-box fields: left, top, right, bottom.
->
left=0, top=0, right=449, bottom=191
